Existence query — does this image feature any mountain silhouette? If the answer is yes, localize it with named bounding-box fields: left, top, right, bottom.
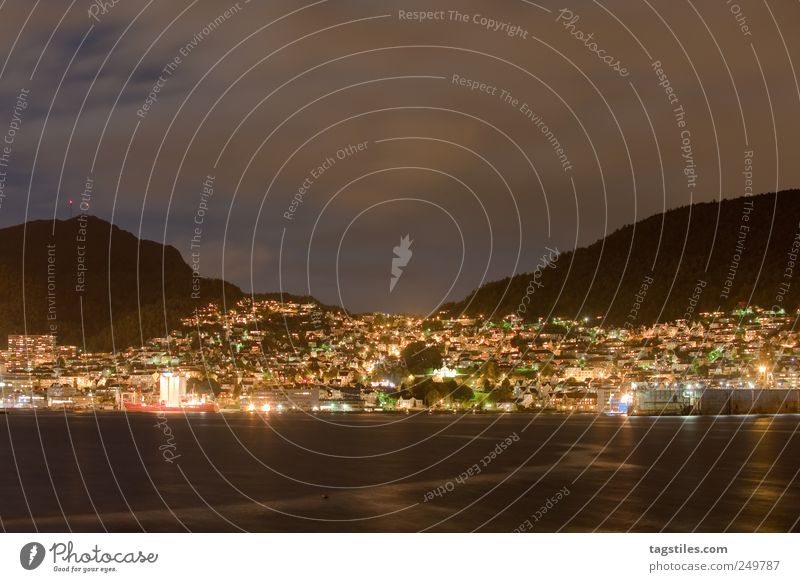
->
left=0, top=216, right=244, bottom=351
left=444, top=190, right=800, bottom=325
left=4, top=190, right=800, bottom=353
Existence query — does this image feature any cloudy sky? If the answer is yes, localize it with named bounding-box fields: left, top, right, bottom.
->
left=1, top=0, right=798, bottom=314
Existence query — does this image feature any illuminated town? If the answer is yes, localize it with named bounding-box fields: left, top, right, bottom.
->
left=1, top=300, right=798, bottom=416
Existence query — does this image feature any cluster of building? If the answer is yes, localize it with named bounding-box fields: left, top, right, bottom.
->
left=1, top=300, right=798, bottom=414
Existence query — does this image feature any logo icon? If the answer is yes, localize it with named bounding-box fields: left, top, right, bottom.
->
left=20, top=542, right=46, bottom=570
left=390, top=234, right=413, bottom=292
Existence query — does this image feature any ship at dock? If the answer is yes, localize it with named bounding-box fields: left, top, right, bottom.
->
left=123, top=372, right=219, bottom=413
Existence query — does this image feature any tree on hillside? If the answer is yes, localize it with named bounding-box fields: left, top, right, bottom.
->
left=188, top=376, right=222, bottom=396
left=452, top=384, right=474, bottom=403
left=402, top=341, right=443, bottom=374
left=480, top=359, right=501, bottom=381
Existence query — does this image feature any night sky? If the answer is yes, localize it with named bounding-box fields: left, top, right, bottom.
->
left=0, top=0, right=798, bottom=315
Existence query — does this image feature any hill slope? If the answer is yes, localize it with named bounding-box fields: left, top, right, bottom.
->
left=444, top=190, right=800, bottom=324
left=0, top=216, right=242, bottom=351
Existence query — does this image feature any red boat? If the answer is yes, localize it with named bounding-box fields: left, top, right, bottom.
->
left=123, top=399, right=219, bottom=413
left=124, top=372, right=220, bottom=413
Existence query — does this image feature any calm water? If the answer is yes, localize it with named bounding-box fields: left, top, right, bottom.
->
left=1, top=411, right=799, bottom=532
